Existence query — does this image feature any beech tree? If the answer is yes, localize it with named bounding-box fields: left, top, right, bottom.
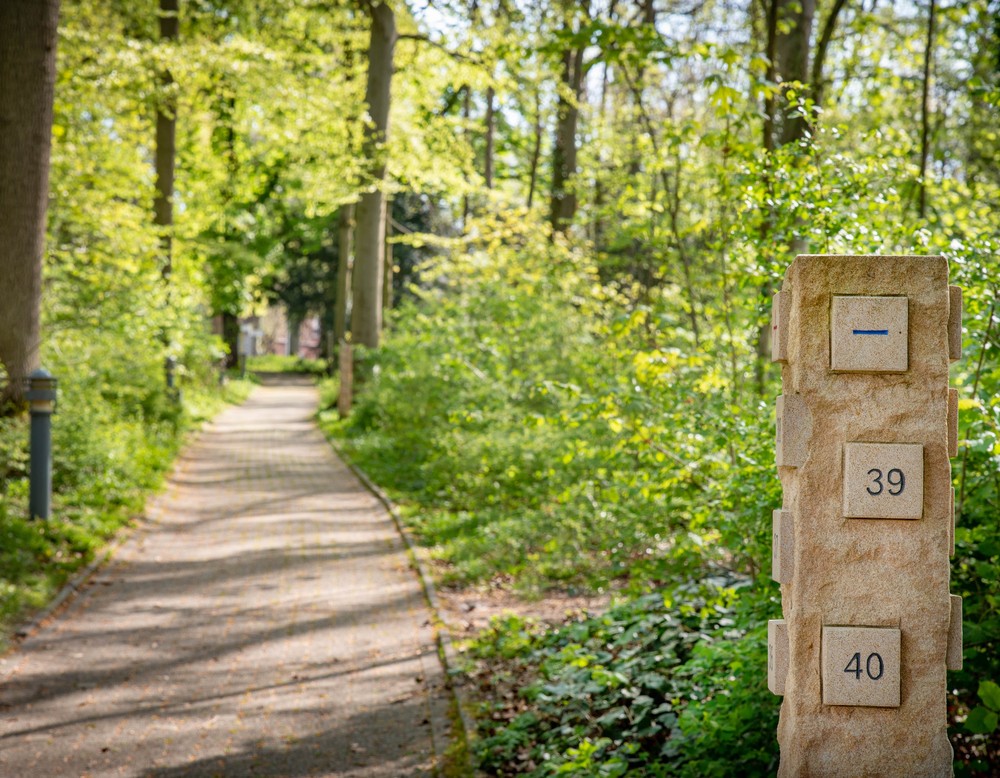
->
left=550, top=0, right=590, bottom=234
left=0, top=0, right=61, bottom=408
left=352, top=1, right=397, bottom=349
left=154, top=0, right=179, bottom=281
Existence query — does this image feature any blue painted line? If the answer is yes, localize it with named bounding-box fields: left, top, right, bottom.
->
left=853, top=329, right=889, bottom=335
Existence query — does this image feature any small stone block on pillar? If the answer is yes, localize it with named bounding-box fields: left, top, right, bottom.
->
left=830, top=296, right=908, bottom=373
left=947, top=595, right=963, bottom=671
left=821, top=626, right=901, bottom=708
left=950, top=486, right=956, bottom=558
left=776, top=395, right=810, bottom=468
left=949, top=286, right=963, bottom=361
left=948, top=388, right=959, bottom=458
left=771, top=509, right=794, bottom=584
left=771, top=291, right=790, bottom=363
left=769, top=619, right=789, bottom=695
left=843, top=442, right=923, bottom=519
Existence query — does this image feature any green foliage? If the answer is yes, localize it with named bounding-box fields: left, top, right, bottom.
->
left=965, top=682, right=1000, bottom=735
left=330, top=211, right=781, bottom=594
left=467, top=584, right=780, bottom=776
left=247, top=354, right=327, bottom=375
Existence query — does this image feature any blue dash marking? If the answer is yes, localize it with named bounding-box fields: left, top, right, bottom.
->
left=853, top=329, right=889, bottom=335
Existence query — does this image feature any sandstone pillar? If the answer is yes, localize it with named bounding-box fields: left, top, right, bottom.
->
left=768, top=255, right=963, bottom=776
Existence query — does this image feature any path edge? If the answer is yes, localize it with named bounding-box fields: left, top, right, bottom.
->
left=6, top=441, right=192, bottom=647
left=328, top=440, right=478, bottom=778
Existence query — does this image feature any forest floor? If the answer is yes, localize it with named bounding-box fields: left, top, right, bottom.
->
left=0, top=377, right=453, bottom=777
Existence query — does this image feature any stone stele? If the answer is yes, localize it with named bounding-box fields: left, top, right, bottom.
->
left=772, top=255, right=960, bottom=777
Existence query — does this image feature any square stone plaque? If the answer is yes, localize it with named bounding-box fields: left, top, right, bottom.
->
left=831, top=295, right=908, bottom=373
left=843, top=442, right=923, bottom=519
left=822, top=626, right=901, bottom=708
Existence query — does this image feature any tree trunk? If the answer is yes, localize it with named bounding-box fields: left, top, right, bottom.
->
left=382, top=203, right=394, bottom=313
left=527, top=88, right=543, bottom=209
left=775, top=0, right=816, bottom=146
left=222, top=312, right=240, bottom=368
left=918, top=0, right=937, bottom=218
left=810, top=0, right=849, bottom=112
left=288, top=312, right=302, bottom=357
left=550, top=34, right=586, bottom=234
left=154, top=0, right=179, bottom=281
left=762, top=0, right=779, bottom=152
left=334, top=203, right=354, bottom=346
left=351, top=1, right=395, bottom=349
left=0, top=0, right=60, bottom=408
left=484, top=86, right=496, bottom=189
left=462, top=84, right=471, bottom=225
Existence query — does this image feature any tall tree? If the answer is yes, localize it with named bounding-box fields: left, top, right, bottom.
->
left=334, top=203, right=355, bottom=346
left=352, top=0, right=397, bottom=349
left=754, top=0, right=848, bottom=393
left=761, top=0, right=849, bottom=146
left=0, top=0, right=61, bottom=408
left=154, top=0, right=179, bottom=281
left=550, top=0, right=590, bottom=234
left=918, top=0, right=937, bottom=217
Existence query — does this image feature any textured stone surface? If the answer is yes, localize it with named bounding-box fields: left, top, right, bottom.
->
left=947, top=596, right=963, bottom=671
left=772, top=290, right=790, bottom=363
left=821, top=626, right=901, bottom=708
left=948, top=286, right=963, bottom=360
left=948, top=388, right=959, bottom=458
left=950, top=487, right=956, bottom=558
left=769, top=620, right=789, bottom=696
left=775, top=394, right=811, bottom=468
left=0, top=379, right=451, bottom=777
left=772, top=510, right=794, bottom=584
left=775, top=255, right=954, bottom=777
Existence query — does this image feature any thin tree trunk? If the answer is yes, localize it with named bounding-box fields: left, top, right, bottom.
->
left=762, top=0, right=778, bottom=152
left=462, top=84, right=471, bottom=225
left=352, top=1, right=396, bottom=349
left=550, top=38, right=586, bottom=233
left=527, top=88, right=543, bottom=209
left=334, top=203, right=354, bottom=346
left=775, top=0, right=816, bottom=145
left=0, top=0, right=60, bottom=408
left=382, top=202, right=394, bottom=313
left=810, top=0, right=849, bottom=111
left=154, top=0, right=179, bottom=281
left=222, top=312, right=239, bottom=368
left=288, top=313, right=302, bottom=357
left=484, top=86, right=496, bottom=189
left=918, top=0, right=936, bottom=218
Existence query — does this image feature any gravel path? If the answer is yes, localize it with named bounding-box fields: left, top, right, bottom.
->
left=0, top=378, right=453, bottom=777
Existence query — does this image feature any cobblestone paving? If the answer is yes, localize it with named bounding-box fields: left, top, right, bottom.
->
left=0, top=378, right=452, bottom=777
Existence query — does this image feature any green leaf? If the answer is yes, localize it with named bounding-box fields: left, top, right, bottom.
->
left=979, top=680, right=1000, bottom=712
left=965, top=705, right=999, bottom=735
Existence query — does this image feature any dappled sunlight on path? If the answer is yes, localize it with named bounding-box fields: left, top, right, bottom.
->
left=0, top=381, right=451, bottom=777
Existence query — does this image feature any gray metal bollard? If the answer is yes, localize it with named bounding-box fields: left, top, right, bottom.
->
left=25, top=368, right=57, bottom=520
left=165, top=355, right=176, bottom=390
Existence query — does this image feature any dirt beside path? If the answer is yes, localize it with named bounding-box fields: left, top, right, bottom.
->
left=0, top=378, right=453, bottom=777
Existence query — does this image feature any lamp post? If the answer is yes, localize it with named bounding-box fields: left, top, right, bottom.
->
left=25, top=368, right=57, bottom=520
left=165, top=355, right=176, bottom=390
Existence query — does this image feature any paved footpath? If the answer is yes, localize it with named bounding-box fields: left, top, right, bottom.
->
left=0, top=378, right=453, bottom=777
